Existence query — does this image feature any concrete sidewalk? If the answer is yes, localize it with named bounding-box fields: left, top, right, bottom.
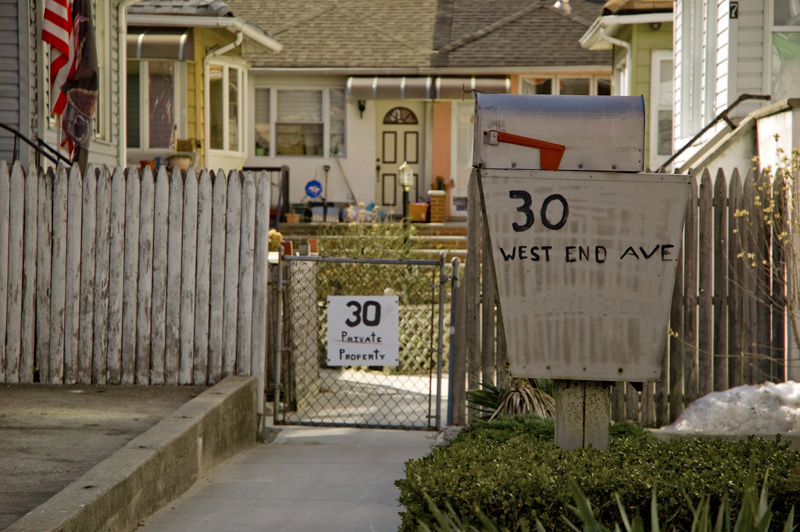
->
left=2, top=377, right=259, bottom=532
left=134, top=425, right=439, bottom=532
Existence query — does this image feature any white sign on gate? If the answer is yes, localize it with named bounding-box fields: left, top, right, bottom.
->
left=327, top=296, right=400, bottom=366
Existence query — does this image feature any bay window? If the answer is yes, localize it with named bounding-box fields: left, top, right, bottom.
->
left=208, top=61, right=245, bottom=154
left=772, top=0, right=800, bottom=102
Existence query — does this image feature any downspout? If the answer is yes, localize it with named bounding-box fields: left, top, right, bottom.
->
left=118, top=0, right=142, bottom=167
left=600, top=27, right=631, bottom=96
left=203, top=32, right=243, bottom=167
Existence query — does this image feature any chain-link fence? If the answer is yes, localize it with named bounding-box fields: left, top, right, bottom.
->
left=273, top=254, right=449, bottom=430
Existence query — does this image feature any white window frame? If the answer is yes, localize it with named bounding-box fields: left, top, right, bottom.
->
left=650, top=49, right=674, bottom=169
left=206, top=58, right=247, bottom=156
left=613, top=56, right=629, bottom=96
left=252, top=86, right=346, bottom=158
left=93, top=0, right=110, bottom=142
left=768, top=0, right=800, bottom=100
left=519, top=75, right=611, bottom=96
left=126, top=59, right=187, bottom=151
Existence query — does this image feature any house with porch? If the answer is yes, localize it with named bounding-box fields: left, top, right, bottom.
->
left=579, top=0, right=673, bottom=170
left=0, top=0, right=280, bottom=172
left=125, top=0, right=281, bottom=172
left=1, top=0, right=126, bottom=168
left=667, top=0, right=800, bottom=177
left=228, top=0, right=611, bottom=220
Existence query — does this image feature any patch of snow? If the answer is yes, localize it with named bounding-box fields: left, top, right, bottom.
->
left=667, top=381, right=800, bottom=433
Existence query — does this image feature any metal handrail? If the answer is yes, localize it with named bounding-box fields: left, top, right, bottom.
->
left=0, top=120, right=71, bottom=168
left=658, top=93, right=772, bottom=172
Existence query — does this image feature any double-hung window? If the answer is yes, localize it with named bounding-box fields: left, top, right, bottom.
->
left=650, top=50, right=674, bottom=169
left=208, top=60, right=245, bottom=154
left=772, top=0, right=800, bottom=102
left=253, top=87, right=346, bottom=157
left=520, top=75, right=611, bottom=96
left=126, top=60, right=187, bottom=150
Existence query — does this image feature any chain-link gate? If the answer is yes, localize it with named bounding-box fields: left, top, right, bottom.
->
left=273, top=254, right=448, bottom=430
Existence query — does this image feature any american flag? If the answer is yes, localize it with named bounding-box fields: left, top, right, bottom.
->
left=42, top=0, right=75, bottom=117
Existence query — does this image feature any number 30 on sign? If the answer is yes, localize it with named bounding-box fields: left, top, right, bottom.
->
left=327, top=296, right=400, bottom=366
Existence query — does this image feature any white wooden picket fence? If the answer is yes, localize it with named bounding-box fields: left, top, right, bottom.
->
left=0, top=161, right=271, bottom=408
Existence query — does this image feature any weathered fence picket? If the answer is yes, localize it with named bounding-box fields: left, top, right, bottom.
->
left=21, top=163, right=38, bottom=383
left=165, top=168, right=183, bottom=384
left=222, top=172, right=242, bottom=378
left=208, top=169, right=227, bottom=384
left=150, top=167, right=169, bottom=384
left=179, top=169, right=198, bottom=385
left=107, top=166, right=126, bottom=384
left=193, top=169, right=213, bottom=384
left=6, top=162, right=24, bottom=382
left=236, top=172, right=256, bottom=376
left=50, top=164, right=68, bottom=383
left=0, top=161, right=271, bottom=392
left=713, top=170, right=728, bottom=391
left=79, top=165, right=97, bottom=384
left=136, top=167, right=155, bottom=385
left=93, top=166, right=111, bottom=384
left=36, top=167, right=53, bottom=382
left=698, top=169, right=713, bottom=397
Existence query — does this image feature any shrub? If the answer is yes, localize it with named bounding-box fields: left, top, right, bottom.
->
left=396, top=416, right=800, bottom=531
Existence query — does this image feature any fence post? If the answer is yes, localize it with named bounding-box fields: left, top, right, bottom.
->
left=448, top=257, right=465, bottom=426
left=481, top=225, right=496, bottom=386
left=466, top=170, right=481, bottom=418
left=252, top=171, right=271, bottom=418
left=0, top=161, right=9, bottom=383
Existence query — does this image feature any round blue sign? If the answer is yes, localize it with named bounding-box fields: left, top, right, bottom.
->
left=305, top=180, right=323, bottom=198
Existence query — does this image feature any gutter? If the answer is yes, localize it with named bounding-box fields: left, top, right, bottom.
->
left=119, top=0, right=143, bottom=168
left=600, top=27, right=631, bottom=95
left=126, top=14, right=282, bottom=53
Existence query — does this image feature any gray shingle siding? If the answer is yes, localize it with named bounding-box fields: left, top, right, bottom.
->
left=0, top=2, right=20, bottom=163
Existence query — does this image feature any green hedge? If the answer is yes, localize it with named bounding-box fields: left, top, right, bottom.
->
left=396, top=415, right=800, bottom=531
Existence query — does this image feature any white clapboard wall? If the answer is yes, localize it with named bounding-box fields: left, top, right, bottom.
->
left=0, top=161, right=270, bottom=410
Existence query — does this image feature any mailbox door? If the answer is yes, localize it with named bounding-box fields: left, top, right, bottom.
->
left=480, top=169, right=690, bottom=382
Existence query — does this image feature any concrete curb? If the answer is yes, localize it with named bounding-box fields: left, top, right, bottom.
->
left=6, top=376, right=258, bottom=532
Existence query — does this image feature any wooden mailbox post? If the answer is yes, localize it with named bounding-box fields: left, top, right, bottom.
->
left=474, top=94, right=690, bottom=450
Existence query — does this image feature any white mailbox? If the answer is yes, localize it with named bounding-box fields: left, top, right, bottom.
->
left=475, top=94, right=690, bottom=383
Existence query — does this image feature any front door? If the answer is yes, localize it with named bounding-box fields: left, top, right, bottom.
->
left=376, top=101, right=424, bottom=213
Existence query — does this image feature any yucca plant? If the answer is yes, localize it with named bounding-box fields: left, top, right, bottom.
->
left=466, top=371, right=555, bottom=421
